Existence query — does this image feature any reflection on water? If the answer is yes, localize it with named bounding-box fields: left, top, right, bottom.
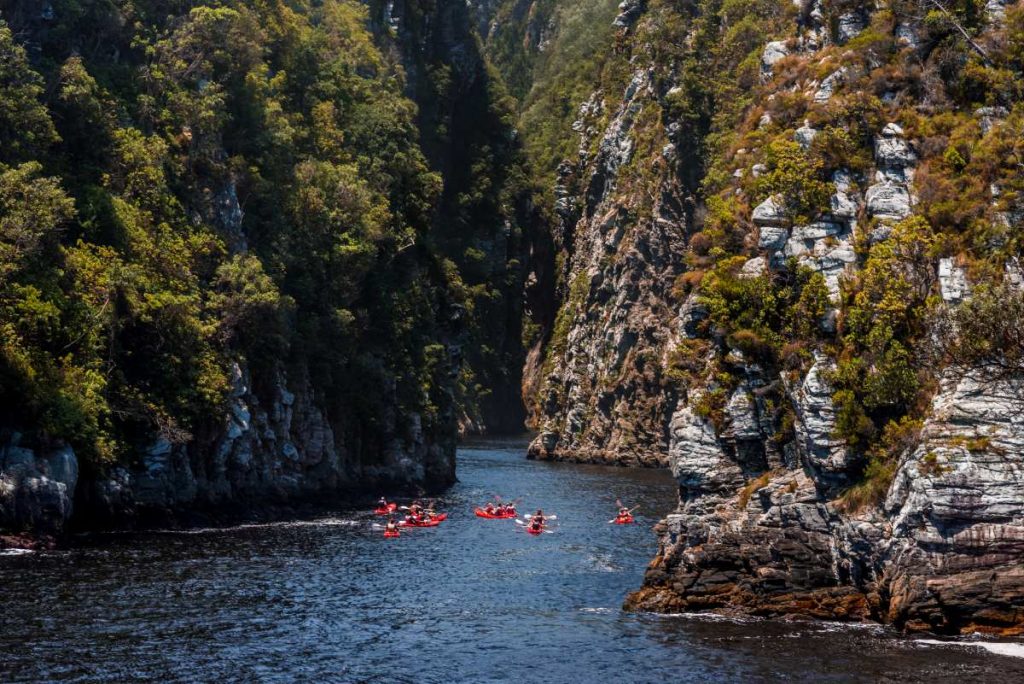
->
left=1, top=437, right=1021, bottom=683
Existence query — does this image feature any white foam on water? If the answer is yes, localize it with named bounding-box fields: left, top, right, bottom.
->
left=0, top=548, right=35, bottom=556
left=644, top=611, right=760, bottom=625
left=587, top=553, right=617, bottom=572
left=808, top=620, right=886, bottom=634
left=579, top=607, right=615, bottom=615
left=916, top=639, right=1024, bottom=659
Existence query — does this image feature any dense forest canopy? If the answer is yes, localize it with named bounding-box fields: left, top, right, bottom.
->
left=0, top=0, right=533, bottom=476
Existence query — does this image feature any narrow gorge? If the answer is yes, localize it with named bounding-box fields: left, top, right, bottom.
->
left=3, top=0, right=1024, bottom=643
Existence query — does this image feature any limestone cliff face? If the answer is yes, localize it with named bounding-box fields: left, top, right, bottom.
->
left=527, top=1, right=1024, bottom=633
left=628, top=367, right=1024, bottom=635
left=85, top=361, right=456, bottom=528
left=527, top=68, right=689, bottom=466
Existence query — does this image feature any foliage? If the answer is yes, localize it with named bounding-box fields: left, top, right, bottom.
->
left=930, top=282, right=1024, bottom=387
left=0, top=0, right=525, bottom=470
left=828, top=217, right=936, bottom=445
left=754, top=139, right=834, bottom=225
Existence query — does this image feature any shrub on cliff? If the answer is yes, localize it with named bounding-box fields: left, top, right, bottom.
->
left=754, top=139, right=834, bottom=226
left=930, top=282, right=1024, bottom=391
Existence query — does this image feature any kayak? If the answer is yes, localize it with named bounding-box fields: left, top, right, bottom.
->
left=615, top=515, right=634, bottom=525
left=374, top=503, right=398, bottom=515
left=398, top=513, right=446, bottom=528
left=383, top=529, right=400, bottom=538
left=526, top=525, right=544, bottom=535
left=475, top=508, right=516, bottom=519
left=399, top=518, right=441, bottom=528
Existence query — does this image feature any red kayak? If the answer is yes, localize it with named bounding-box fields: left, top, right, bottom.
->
left=615, top=515, right=634, bottom=525
left=526, top=525, right=545, bottom=535
left=399, top=513, right=447, bottom=528
left=399, top=518, right=440, bottom=528
left=383, top=529, right=400, bottom=538
left=475, top=508, right=516, bottom=519
left=374, top=503, right=398, bottom=515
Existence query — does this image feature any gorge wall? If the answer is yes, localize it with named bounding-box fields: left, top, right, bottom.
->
left=0, top=0, right=536, bottom=537
left=512, top=0, right=1024, bottom=634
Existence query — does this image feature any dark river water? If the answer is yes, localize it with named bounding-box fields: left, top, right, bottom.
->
left=2, top=438, right=1022, bottom=683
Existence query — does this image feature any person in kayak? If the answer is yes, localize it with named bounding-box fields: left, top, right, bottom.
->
left=529, top=509, right=547, bottom=532
left=378, top=497, right=389, bottom=509
left=385, top=515, right=399, bottom=534
left=484, top=502, right=496, bottom=515
left=618, top=505, right=631, bottom=519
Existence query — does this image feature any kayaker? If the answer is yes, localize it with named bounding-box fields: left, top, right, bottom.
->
left=484, top=502, right=496, bottom=515
left=385, top=516, right=399, bottom=534
left=618, top=506, right=630, bottom=518
left=378, top=496, right=389, bottom=508
left=529, top=509, right=546, bottom=532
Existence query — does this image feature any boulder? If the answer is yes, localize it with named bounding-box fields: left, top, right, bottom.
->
left=975, top=105, right=1009, bottom=134
left=668, top=405, right=744, bottom=495
left=612, top=0, right=644, bottom=28
left=752, top=196, right=787, bottom=227
left=723, top=388, right=762, bottom=441
left=761, top=41, right=790, bottom=77
left=45, top=446, right=78, bottom=492
left=866, top=182, right=912, bottom=221
left=895, top=22, right=919, bottom=47
left=791, top=221, right=842, bottom=242
left=830, top=190, right=858, bottom=220
left=814, top=67, right=846, bottom=103
left=739, top=256, right=766, bottom=279
left=790, top=354, right=856, bottom=485
left=986, top=0, right=1009, bottom=24
left=836, top=11, right=866, bottom=44
left=794, top=121, right=818, bottom=150
left=758, top=225, right=789, bottom=251
left=875, top=131, right=916, bottom=169
left=0, top=443, right=78, bottom=534
left=938, top=258, right=970, bottom=303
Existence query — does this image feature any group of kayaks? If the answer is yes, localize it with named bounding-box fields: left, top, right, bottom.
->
left=373, top=498, right=638, bottom=538
left=374, top=502, right=450, bottom=537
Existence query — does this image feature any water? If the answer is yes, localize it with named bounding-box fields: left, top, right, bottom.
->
left=2, top=438, right=1022, bottom=683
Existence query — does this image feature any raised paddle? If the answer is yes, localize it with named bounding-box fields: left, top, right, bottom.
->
left=608, top=506, right=640, bottom=523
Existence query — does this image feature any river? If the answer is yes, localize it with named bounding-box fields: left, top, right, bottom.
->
left=1, top=437, right=1022, bottom=682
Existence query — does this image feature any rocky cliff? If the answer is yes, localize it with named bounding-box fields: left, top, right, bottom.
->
left=1, top=360, right=455, bottom=535
left=521, top=0, right=1024, bottom=634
